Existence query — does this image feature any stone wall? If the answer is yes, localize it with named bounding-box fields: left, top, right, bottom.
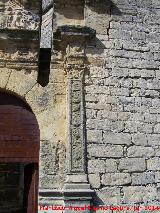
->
left=85, top=0, right=160, bottom=209
left=0, top=1, right=68, bottom=195
left=43, top=0, right=160, bottom=209
left=1, top=0, right=160, bottom=210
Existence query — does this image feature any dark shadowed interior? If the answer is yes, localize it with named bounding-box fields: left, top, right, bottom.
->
left=0, top=93, right=39, bottom=213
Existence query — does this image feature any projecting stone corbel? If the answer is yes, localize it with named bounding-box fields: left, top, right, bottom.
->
left=53, top=25, right=96, bottom=212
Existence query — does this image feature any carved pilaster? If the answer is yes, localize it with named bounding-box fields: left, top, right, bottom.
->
left=53, top=26, right=96, bottom=212
left=64, top=43, right=86, bottom=174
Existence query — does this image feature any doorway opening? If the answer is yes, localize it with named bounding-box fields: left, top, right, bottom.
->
left=0, top=93, right=40, bottom=213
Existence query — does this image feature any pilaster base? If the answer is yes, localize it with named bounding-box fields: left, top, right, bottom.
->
left=63, top=174, right=95, bottom=213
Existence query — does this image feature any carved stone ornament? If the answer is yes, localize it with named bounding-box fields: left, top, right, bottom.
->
left=0, top=0, right=40, bottom=30
left=53, top=26, right=96, bottom=175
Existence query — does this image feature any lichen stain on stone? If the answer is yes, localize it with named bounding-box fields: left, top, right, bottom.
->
left=37, top=92, right=49, bottom=107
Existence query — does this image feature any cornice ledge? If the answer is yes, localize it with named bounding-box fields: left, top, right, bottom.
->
left=39, top=188, right=95, bottom=199
left=55, top=25, right=96, bottom=39
left=0, top=29, right=39, bottom=41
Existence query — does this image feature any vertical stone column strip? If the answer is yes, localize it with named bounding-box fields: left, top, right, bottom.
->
left=65, top=43, right=86, bottom=174
left=54, top=26, right=96, bottom=211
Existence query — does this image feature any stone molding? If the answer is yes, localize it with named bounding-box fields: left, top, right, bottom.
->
left=53, top=25, right=96, bottom=211
left=54, top=25, right=96, bottom=175
left=0, top=29, right=39, bottom=41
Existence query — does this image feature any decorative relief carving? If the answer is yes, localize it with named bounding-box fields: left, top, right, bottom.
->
left=68, top=79, right=85, bottom=172
left=11, top=49, right=38, bottom=61
left=53, top=26, right=96, bottom=175
left=0, top=0, right=40, bottom=30
left=64, top=45, right=86, bottom=79
left=64, top=44, right=86, bottom=173
left=0, top=50, right=10, bottom=61
left=0, top=46, right=38, bottom=63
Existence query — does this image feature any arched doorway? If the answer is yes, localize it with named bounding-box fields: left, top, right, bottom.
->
left=0, top=93, right=40, bottom=213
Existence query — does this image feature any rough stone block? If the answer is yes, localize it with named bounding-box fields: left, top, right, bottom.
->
left=118, top=158, right=146, bottom=172
left=132, top=172, right=155, bottom=185
left=88, top=159, right=105, bottom=173
left=25, top=83, right=55, bottom=113
left=40, top=174, right=65, bottom=189
left=97, top=111, right=117, bottom=120
left=155, top=149, right=160, bottom=156
left=144, top=113, right=157, bottom=123
left=138, top=123, right=153, bottom=134
left=103, top=133, right=132, bottom=145
left=132, top=133, right=148, bottom=146
left=87, top=130, right=103, bottom=143
left=147, top=158, right=160, bottom=171
left=110, top=87, right=129, bottom=96
left=85, top=7, right=110, bottom=34
left=124, top=121, right=138, bottom=133
left=127, top=146, right=154, bottom=158
left=102, top=173, right=131, bottom=186
left=155, top=172, right=160, bottom=183
left=105, top=159, right=117, bottom=172
left=86, top=103, right=111, bottom=111
left=96, top=187, right=121, bottom=205
left=118, top=112, right=131, bottom=121
left=0, top=68, right=11, bottom=88
left=111, top=68, right=129, bottom=78
left=148, top=134, right=160, bottom=146
left=6, top=69, right=37, bottom=97
left=88, top=145, right=123, bottom=158
left=88, top=174, right=101, bottom=189
left=123, top=186, right=157, bottom=204
left=154, top=124, right=160, bottom=133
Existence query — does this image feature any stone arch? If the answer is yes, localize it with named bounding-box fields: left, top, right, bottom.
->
left=1, top=67, right=67, bottom=190
left=0, top=91, right=40, bottom=159
left=1, top=68, right=55, bottom=141
left=0, top=91, right=40, bottom=213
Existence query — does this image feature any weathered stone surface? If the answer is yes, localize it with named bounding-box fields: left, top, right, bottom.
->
left=103, top=133, right=132, bottom=145
left=155, top=149, right=160, bottom=157
left=55, top=0, right=84, bottom=26
left=40, top=140, right=55, bottom=175
left=87, top=130, right=103, bottom=143
left=36, top=107, right=66, bottom=141
left=39, top=174, right=65, bottom=189
left=0, top=68, right=11, bottom=88
left=0, top=1, right=40, bottom=30
left=88, top=145, right=123, bottom=158
left=6, top=69, right=37, bottom=97
left=105, top=159, right=117, bottom=172
left=123, top=186, right=157, bottom=204
left=118, top=158, right=146, bottom=172
left=85, top=7, right=111, bottom=34
left=3, top=0, right=160, bottom=208
left=88, top=174, right=101, bottom=189
left=102, top=173, right=131, bottom=186
left=96, top=187, right=121, bottom=205
left=155, top=172, right=160, bottom=183
left=25, top=83, right=55, bottom=113
left=132, top=133, right=148, bottom=146
left=127, top=146, right=154, bottom=158
left=40, top=139, right=66, bottom=189
left=147, top=158, right=160, bottom=171
left=148, top=134, right=160, bottom=146
left=88, top=159, right=105, bottom=173
left=132, top=172, right=155, bottom=185
left=154, top=124, right=160, bottom=133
